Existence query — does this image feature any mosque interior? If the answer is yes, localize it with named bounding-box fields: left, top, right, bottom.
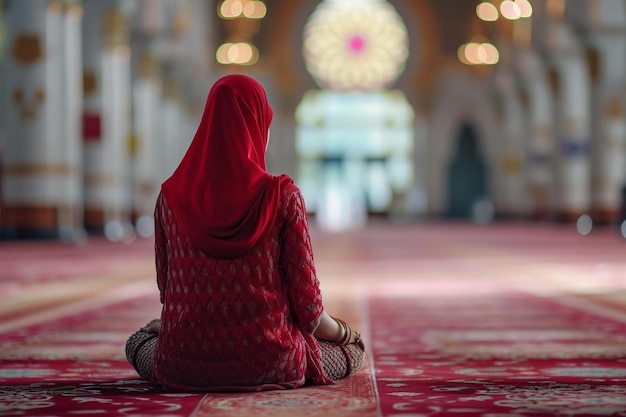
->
left=1, top=0, right=625, bottom=240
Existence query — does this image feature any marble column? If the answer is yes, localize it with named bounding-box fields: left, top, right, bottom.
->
left=0, top=4, right=8, bottom=224
left=516, top=48, right=556, bottom=220
left=159, top=78, right=187, bottom=183
left=586, top=1, right=626, bottom=224
left=2, top=0, right=85, bottom=240
left=544, top=15, right=592, bottom=221
left=492, top=66, right=530, bottom=218
left=82, top=0, right=134, bottom=241
left=553, top=51, right=592, bottom=221
left=81, top=0, right=106, bottom=233
left=132, top=52, right=161, bottom=237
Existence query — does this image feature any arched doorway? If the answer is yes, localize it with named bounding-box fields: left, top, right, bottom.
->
left=446, top=123, right=488, bottom=219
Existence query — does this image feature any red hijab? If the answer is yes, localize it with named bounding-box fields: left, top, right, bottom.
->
left=161, top=74, right=292, bottom=258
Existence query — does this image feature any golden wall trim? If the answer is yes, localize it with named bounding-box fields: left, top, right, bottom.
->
left=3, top=164, right=75, bottom=176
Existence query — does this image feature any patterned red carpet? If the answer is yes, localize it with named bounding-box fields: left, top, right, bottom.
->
left=2, top=220, right=626, bottom=416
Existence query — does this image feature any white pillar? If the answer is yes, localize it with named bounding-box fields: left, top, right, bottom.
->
left=59, top=0, right=86, bottom=241
left=544, top=15, right=592, bottom=221
left=587, top=0, right=626, bottom=224
left=493, top=67, right=530, bottom=217
left=0, top=4, right=9, bottom=219
left=553, top=51, right=592, bottom=220
left=516, top=49, right=556, bottom=219
left=132, top=52, right=161, bottom=237
left=82, top=0, right=107, bottom=232
left=2, top=0, right=84, bottom=240
left=100, top=7, right=134, bottom=241
left=159, top=80, right=187, bottom=184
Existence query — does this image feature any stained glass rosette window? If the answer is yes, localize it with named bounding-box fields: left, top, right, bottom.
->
left=303, top=0, right=409, bottom=92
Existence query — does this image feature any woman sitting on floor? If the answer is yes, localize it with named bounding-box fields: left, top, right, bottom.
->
left=125, top=74, right=365, bottom=391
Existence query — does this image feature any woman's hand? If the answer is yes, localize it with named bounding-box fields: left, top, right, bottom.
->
left=314, top=311, right=363, bottom=348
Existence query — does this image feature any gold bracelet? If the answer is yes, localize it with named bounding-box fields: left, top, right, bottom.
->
left=331, top=316, right=352, bottom=346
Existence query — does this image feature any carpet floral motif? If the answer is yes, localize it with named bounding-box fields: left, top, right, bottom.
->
left=371, top=291, right=626, bottom=416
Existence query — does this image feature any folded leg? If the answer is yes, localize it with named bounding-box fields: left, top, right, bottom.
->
left=318, top=340, right=365, bottom=380
left=125, top=326, right=158, bottom=380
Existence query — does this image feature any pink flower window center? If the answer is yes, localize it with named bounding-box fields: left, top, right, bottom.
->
left=347, top=34, right=366, bottom=54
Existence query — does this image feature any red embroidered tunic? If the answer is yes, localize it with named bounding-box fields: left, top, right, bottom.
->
left=152, top=182, right=332, bottom=391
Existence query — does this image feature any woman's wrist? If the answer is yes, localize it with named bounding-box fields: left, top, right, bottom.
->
left=313, top=311, right=362, bottom=345
left=331, top=317, right=360, bottom=346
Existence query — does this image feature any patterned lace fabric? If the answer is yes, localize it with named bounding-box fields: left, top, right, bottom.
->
left=126, top=328, right=365, bottom=383
left=318, top=341, right=365, bottom=380
left=152, top=183, right=332, bottom=391
left=126, top=329, right=157, bottom=380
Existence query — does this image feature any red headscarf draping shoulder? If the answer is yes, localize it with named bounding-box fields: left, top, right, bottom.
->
left=161, top=74, right=293, bottom=258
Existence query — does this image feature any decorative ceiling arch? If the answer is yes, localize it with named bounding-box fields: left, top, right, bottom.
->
left=267, top=0, right=441, bottom=96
